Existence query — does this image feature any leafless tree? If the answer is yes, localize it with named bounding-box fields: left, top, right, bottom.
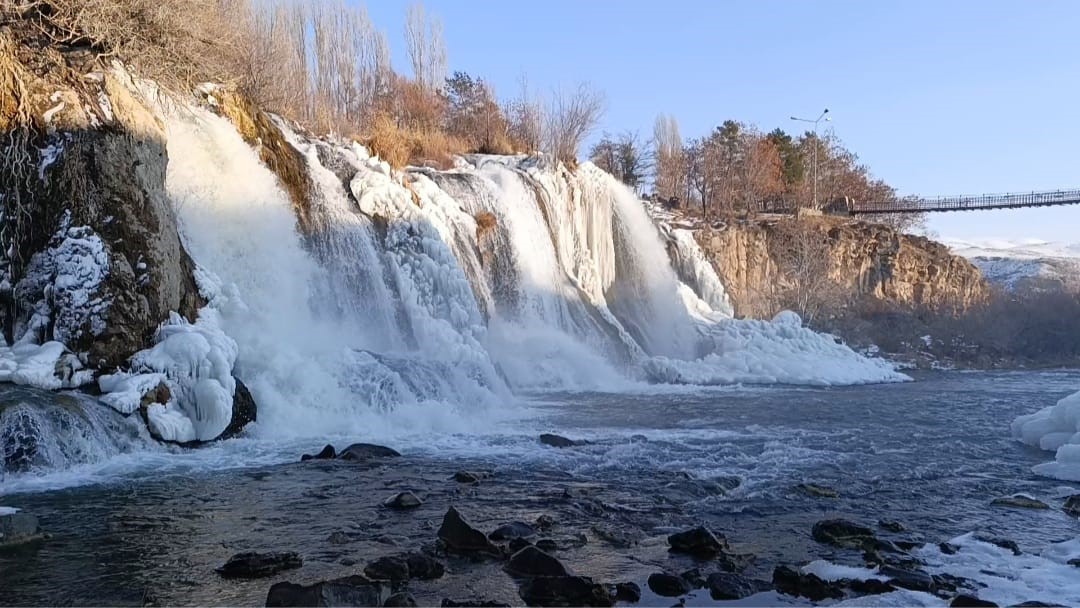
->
left=653, top=114, right=684, bottom=201
left=505, top=74, right=543, bottom=152
left=769, top=219, right=846, bottom=323
left=543, top=83, right=605, bottom=165
left=404, top=2, right=447, bottom=91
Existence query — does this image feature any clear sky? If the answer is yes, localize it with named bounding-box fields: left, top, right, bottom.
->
left=360, top=0, right=1080, bottom=243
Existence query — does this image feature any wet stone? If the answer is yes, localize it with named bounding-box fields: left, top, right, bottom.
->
left=613, top=582, right=641, bottom=603
left=338, top=443, right=401, bottom=461
left=363, top=555, right=410, bottom=586
left=879, top=564, right=936, bottom=592
left=772, top=565, right=845, bottom=602
left=812, top=519, right=876, bottom=549
left=266, top=574, right=390, bottom=607
left=647, top=572, right=692, bottom=597
left=667, top=526, right=727, bottom=558
left=438, top=507, right=501, bottom=557
left=505, top=546, right=570, bottom=577
left=1062, top=494, right=1080, bottom=517
left=519, top=575, right=614, bottom=607
left=706, top=572, right=770, bottom=601
left=951, top=594, right=999, bottom=607
left=990, top=495, right=1049, bottom=510
left=879, top=519, right=906, bottom=533
left=441, top=600, right=510, bottom=608
left=300, top=444, right=336, bottom=461
left=797, top=483, right=839, bottom=498
left=383, top=491, right=423, bottom=510
left=489, top=521, right=536, bottom=541
left=385, top=592, right=418, bottom=607
left=216, top=551, right=302, bottom=579
left=539, top=433, right=582, bottom=448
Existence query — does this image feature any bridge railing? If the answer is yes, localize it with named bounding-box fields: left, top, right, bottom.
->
left=852, top=188, right=1080, bottom=214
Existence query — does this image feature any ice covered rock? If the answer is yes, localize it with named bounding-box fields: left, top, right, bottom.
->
left=0, top=341, right=93, bottom=390
left=1012, top=390, right=1080, bottom=481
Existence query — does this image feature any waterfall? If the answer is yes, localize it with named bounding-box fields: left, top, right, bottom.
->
left=71, top=96, right=904, bottom=445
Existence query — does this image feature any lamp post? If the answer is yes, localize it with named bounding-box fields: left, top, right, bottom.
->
left=790, top=109, right=830, bottom=208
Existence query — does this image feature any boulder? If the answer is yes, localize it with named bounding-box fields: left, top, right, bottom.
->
left=796, top=483, right=839, bottom=498
left=505, top=546, right=570, bottom=578
left=383, top=492, right=423, bottom=510
left=772, top=565, right=844, bottom=602
left=452, top=470, right=488, bottom=484
left=508, top=538, right=533, bottom=553
left=363, top=555, right=410, bottom=586
left=539, top=434, right=582, bottom=448
left=490, top=521, right=536, bottom=541
left=216, top=551, right=302, bottom=579
left=879, top=565, right=935, bottom=593
left=879, top=520, right=906, bottom=533
left=438, top=507, right=500, bottom=557
left=220, top=378, right=257, bottom=439
left=667, top=526, right=727, bottom=558
left=404, top=552, right=445, bottom=580
left=1062, top=494, right=1080, bottom=517
left=706, top=572, right=770, bottom=600
left=612, top=582, right=641, bottom=603
left=812, top=519, right=876, bottom=549
left=301, top=445, right=337, bottom=461
left=385, top=593, right=418, bottom=607
left=518, top=575, right=614, bottom=607
left=951, top=595, right=999, bottom=607
left=266, top=575, right=390, bottom=607
left=338, top=443, right=401, bottom=461
left=990, top=495, right=1049, bottom=510
left=647, top=572, right=692, bottom=597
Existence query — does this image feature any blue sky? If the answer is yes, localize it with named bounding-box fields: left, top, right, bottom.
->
left=360, top=0, right=1080, bottom=243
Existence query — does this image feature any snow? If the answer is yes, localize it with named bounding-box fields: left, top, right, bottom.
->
left=833, top=589, right=944, bottom=607
left=915, top=533, right=1080, bottom=606
left=801, top=559, right=886, bottom=582
left=1012, top=389, right=1080, bottom=480
left=947, top=238, right=1080, bottom=291
left=100, top=311, right=237, bottom=443
left=0, top=341, right=92, bottom=390
left=38, top=140, right=64, bottom=180
left=0, top=507, right=20, bottom=516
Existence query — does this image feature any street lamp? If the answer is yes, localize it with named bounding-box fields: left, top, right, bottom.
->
left=790, top=108, right=830, bottom=208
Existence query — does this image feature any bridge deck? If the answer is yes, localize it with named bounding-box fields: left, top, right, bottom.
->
left=851, top=188, right=1080, bottom=214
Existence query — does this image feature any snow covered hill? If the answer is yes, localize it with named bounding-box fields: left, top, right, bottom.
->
left=947, top=239, right=1080, bottom=292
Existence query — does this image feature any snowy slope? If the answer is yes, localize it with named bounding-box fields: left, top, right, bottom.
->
left=946, top=238, right=1080, bottom=291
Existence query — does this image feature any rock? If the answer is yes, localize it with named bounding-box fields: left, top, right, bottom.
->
left=327, top=531, right=350, bottom=545
left=812, top=519, right=876, bottom=549
left=975, top=535, right=1022, bottom=556
left=453, top=470, right=487, bottom=484
left=220, top=378, right=257, bottom=439
left=216, top=551, right=302, bottom=579
left=441, top=600, right=510, bottom=607
left=591, top=523, right=640, bottom=548
left=385, top=593, right=418, bottom=607
left=301, top=445, right=337, bottom=461
left=266, top=575, right=390, bottom=607
left=490, top=521, right=536, bottom=541
left=438, top=507, right=500, bottom=557
left=338, top=443, right=402, bottom=461
left=951, top=595, right=999, bottom=607
left=679, top=568, right=705, bottom=588
left=847, top=579, right=896, bottom=595
left=991, top=495, right=1049, bottom=510
left=772, top=565, right=844, bottom=602
left=1010, top=603, right=1067, bottom=608
left=404, top=552, right=445, bottom=580
left=383, top=491, right=423, bottom=510
left=505, top=546, right=570, bottom=577
left=939, top=542, right=960, bottom=555
left=797, top=483, right=839, bottom=498
left=1069, top=558, right=1080, bottom=568
left=539, top=433, right=581, bottom=448
left=519, top=575, right=614, bottom=607
left=879, top=565, right=935, bottom=592
left=613, top=582, right=641, bottom=603
left=534, top=534, right=588, bottom=552
left=879, top=519, right=906, bottom=533
left=667, top=526, right=727, bottom=558
left=535, top=514, right=556, bottom=530
left=0, top=511, right=44, bottom=547
left=894, top=540, right=920, bottom=552
left=706, top=573, right=770, bottom=600
left=508, top=538, right=533, bottom=553
left=647, top=573, right=692, bottom=597
left=1062, top=494, right=1080, bottom=517
left=364, top=555, right=410, bottom=586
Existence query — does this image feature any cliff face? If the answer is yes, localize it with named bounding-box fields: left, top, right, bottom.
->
left=695, top=217, right=989, bottom=319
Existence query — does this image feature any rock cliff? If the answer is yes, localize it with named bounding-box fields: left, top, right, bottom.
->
left=694, top=216, right=988, bottom=319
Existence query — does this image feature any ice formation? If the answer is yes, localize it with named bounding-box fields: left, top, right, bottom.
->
left=1011, top=389, right=1080, bottom=481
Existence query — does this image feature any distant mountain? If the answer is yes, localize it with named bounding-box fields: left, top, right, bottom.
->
left=946, top=239, right=1080, bottom=292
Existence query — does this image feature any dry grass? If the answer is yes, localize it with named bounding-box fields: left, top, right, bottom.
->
left=474, top=211, right=497, bottom=240
left=366, top=113, right=468, bottom=170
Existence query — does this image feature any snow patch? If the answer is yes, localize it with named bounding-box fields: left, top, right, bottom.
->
left=0, top=341, right=93, bottom=389
left=801, top=559, right=887, bottom=582
left=0, top=506, right=20, bottom=515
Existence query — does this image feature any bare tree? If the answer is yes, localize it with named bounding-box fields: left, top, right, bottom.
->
left=544, top=83, right=605, bottom=165
left=769, top=219, right=846, bottom=323
left=653, top=113, right=684, bottom=201
left=505, top=74, right=543, bottom=152
left=404, top=2, right=447, bottom=91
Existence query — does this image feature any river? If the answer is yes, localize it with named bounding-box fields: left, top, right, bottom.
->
left=2, top=369, right=1079, bottom=606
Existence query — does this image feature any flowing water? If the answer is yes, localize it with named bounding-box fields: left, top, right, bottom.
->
left=2, top=370, right=1079, bottom=606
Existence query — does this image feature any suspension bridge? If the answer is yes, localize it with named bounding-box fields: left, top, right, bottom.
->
left=845, top=188, right=1080, bottom=215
